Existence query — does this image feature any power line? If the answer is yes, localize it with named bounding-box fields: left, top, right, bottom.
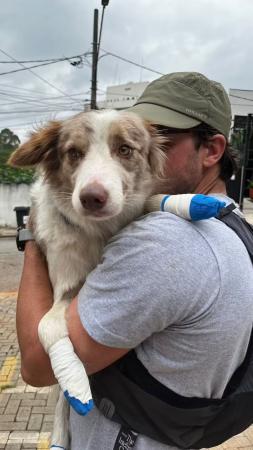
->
left=100, top=48, right=164, bottom=76
left=0, top=89, right=88, bottom=107
left=0, top=60, right=67, bottom=76
left=0, top=82, right=53, bottom=95
left=0, top=55, right=91, bottom=76
left=0, top=53, right=92, bottom=64
left=230, top=94, right=253, bottom=103
left=0, top=86, right=90, bottom=100
left=0, top=48, right=84, bottom=107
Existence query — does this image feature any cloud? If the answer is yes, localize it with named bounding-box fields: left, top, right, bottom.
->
left=1, top=0, right=253, bottom=140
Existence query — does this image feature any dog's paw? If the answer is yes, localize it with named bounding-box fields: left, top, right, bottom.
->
left=64, top=392, right=94, bottom=415
left=145, top=194, right=226, bottom=221
left=49, top=337, right=93, bottom=415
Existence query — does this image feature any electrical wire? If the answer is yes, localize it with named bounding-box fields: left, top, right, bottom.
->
left=0, top=60, right=69, bottom=76
left=0, top=56, right=91, bottom=76
left=100, top=48, right=164, bottom=76
left=0, top=53, right=92, bottom=64
left=230, top=94, right=253, bottom=103
left=0, top=48, right=85, bottom=107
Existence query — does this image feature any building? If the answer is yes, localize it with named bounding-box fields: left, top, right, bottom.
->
left=229, top=89, right=253, bottom=119
left=102, top=81, right=149, bottom=110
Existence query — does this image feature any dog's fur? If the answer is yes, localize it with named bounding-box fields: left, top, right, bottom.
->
left=9, top=109, right=166, bottom=448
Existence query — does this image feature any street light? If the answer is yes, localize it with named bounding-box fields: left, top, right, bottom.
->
left=90, top=1, right=110, bottom=110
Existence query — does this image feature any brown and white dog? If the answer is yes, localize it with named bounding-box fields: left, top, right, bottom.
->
left=9, top=109, right=166, bottom=449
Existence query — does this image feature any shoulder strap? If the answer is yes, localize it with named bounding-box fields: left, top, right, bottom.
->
left=217, top=204, right=253, bottom=264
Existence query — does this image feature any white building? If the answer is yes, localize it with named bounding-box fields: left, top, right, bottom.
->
left=229, top=89, right=253, bottom=122
left=102, top=81, right=149, bottom=110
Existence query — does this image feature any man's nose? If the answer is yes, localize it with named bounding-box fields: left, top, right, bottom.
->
left=79, top=183, right=109, bottom=211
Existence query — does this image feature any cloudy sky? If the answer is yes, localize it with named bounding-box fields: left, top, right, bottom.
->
left=1, top=0, right=253, bottom=141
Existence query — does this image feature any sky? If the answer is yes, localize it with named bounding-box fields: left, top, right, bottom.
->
left=1, top=0, right=253, bottom=142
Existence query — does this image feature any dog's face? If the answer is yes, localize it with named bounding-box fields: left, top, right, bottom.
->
left=8, top=110, right=165, bottom=221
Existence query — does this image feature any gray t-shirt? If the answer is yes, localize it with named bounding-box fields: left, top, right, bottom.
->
left=70, top=198, right=253, bottom=450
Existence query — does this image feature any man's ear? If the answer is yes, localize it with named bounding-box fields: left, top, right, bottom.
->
left=8, top=121, right=62, bottom=168
left=202, top=134, right=226, bottom=168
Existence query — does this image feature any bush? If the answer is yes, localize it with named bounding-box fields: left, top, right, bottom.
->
left=0, top=146, right=35, bottom=185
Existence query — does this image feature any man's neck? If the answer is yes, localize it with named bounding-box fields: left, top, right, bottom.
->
left=194, top=166, right=227, bottom=196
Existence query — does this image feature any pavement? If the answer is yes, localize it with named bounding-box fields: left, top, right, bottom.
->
left=0, top=293, right=55, bottom=450
left=0, top=197, right=253, bottom=450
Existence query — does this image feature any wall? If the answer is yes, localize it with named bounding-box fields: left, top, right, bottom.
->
left=0, top=184, right=31, bottom=227
left=104, top=81, right=149, bottom=110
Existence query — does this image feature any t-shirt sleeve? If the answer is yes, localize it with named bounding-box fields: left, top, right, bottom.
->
left=77, top=213, right=219, bottom=348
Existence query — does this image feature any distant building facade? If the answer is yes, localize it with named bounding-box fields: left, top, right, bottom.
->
left=229, top=89, right=253, bottom=119
left=101, top=81, right=149, bottom=110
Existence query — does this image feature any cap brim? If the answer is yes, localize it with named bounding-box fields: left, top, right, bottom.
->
left=127, top=103, right=201, bottom=129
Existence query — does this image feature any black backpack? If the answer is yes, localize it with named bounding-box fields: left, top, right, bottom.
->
left=90, top=204, right=253, bottom=449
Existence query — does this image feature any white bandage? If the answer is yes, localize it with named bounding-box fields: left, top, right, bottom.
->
left=161, top=194, right=195, bottom=220
left=49, top=337, right=93, bottom=415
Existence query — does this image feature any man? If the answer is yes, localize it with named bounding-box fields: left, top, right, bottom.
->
left=17, top=72, right=253, bottom=450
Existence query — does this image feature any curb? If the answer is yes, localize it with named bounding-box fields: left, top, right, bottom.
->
left=0, top=229, right=16, bottom=238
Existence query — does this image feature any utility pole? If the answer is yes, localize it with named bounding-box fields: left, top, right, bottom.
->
left=91, top=8, right=99, bottom=110
left=90, top=1, right=110, bottom=110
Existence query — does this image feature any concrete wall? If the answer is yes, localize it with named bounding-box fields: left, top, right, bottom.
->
left=0, top=184, right=31, bottom=227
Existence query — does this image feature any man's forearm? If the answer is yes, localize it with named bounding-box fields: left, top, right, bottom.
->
left=16, top=241, right=57, bottom=386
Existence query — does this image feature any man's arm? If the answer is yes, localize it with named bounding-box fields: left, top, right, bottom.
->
left=17, top=242, right=129, bottom=387
left=16, top=241, right=56, bottom=386
left=67, top=298, right=129, bottom=375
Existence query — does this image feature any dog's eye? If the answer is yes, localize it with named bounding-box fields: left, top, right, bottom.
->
left=118, top=145, right=133, bottom=158
left=67, top=147, right=83, bottom=161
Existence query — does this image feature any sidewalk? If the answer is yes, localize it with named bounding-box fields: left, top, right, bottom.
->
left=0, top=293, right=56, bottom=450
left=1, top=293, right=253, bottom=450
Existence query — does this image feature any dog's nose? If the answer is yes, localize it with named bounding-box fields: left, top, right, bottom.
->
left=79, top=184, right=108, bottom=211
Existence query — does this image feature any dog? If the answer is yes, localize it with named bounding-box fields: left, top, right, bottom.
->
left=8, top=109, right=166, bottom=449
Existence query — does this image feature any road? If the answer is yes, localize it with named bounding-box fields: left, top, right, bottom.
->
left=0, top=237, right=24, bottom=292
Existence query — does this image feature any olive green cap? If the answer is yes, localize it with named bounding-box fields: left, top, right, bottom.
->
left=128, top=72, right=232, bottom=138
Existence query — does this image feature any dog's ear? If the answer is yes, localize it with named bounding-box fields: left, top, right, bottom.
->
left=146, top=123, right=167, bottom=178
left=8, top=120, right=61, bottom=168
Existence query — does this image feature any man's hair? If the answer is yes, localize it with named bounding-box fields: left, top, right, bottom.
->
left=155, top=123, right=239, bottom=182
left=191, top=123, right=239, bottom=182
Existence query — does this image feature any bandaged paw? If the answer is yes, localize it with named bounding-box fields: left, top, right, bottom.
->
left=145, top=193, right=226, bottom=221
left=50, top=446, right=66, bottom=450
left=49, top=336, right=94, bottom=416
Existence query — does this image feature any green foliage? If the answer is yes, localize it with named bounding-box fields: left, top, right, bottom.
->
left=0, top=128, right=35, bottom=185
left=248, top=179, right=253, bottom=189
left=230, top=129, right=244, bottom=151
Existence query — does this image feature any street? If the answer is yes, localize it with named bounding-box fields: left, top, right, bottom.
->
left=0, top=237, right=23, bottom=292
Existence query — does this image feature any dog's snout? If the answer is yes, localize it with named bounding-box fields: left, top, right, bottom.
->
left=79, top=184, right=108, bottom=211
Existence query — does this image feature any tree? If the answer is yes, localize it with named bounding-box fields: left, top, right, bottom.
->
left=0, top=128, right=34, bottom=184
left=0, top=128, right=20, bottom=151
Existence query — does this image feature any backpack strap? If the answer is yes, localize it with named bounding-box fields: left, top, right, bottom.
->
left=217, top=204, right=253, bottom=264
